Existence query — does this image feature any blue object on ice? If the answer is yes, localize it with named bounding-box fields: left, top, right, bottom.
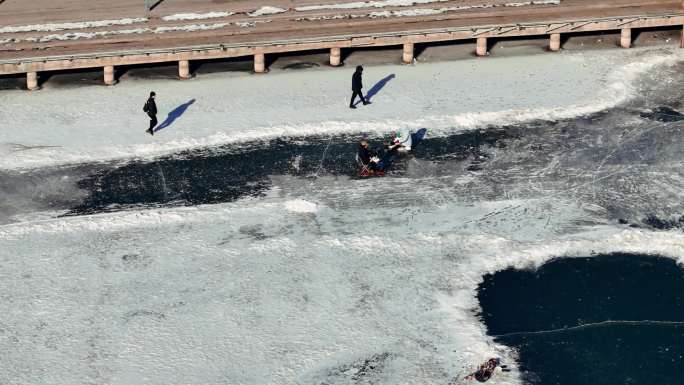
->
left=155, top=99, right=196, bottom=132
left=411, top=128, right=427, bottom=147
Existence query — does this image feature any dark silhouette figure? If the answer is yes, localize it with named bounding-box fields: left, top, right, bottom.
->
left=357, top=140, right=373, bottom=165
left=154, top=99, right=196, bottom=132
left=143, top=91, right=158, bottom=135
left=364, top=74, right=395, bottom=103
left=150, top=0, right=165, bottom=11
left=350, top=65, right=370, bottom=109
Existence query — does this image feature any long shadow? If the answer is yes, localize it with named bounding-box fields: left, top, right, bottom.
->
left=355, top=74, right=395, bottom=106
left=155, top=99, right=196, bottom=132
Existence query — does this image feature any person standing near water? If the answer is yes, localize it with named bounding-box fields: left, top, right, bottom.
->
left=350, top=65, right=370, bottom=109
left=143, top=91, right=158, bottom=135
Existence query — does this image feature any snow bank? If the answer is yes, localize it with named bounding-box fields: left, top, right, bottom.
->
left=158, top=6, right=286, bottom=22
left=297, top=0, right=560, bottom=21
left=295, top=0, right=451, bottom=11
left=0, top=18, right=147, bottom=34
left=295, top=0, right=558, bottom=12
left=162, top=11, right=235, bottom=21
left=3, top=22, right=265, bottom=44
left=248, top=6, right=288, bottom=17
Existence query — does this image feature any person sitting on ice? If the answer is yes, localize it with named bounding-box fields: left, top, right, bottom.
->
left=358, top=140, right=373, bottom=165
left=359, top=139, right=392, bottom=172
left=358, top=140, right=381, bottom=169
left=392, top=131, right=404, bottom=146
left=382, top=135, right=404, bottom=157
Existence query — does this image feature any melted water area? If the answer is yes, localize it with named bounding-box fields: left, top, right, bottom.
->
left=478, top=254, right=684, bottom=385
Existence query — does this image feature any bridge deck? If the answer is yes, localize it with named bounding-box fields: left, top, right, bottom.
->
left=0, top=0, right=682, bottom=76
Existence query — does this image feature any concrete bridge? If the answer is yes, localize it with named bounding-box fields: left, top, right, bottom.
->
left=0, top=0, right=682, bottom=90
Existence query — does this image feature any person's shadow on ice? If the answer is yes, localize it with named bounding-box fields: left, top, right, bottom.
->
left=354, top=74, right=395, bottom=106
left=154, top=99, right=196, bottom=132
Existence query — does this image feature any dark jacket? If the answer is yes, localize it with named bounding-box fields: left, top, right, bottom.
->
left=357, top=144, right=372, bottom=165
left=145, top=97, right=158, bottom=115
left=352, top=71, right=363, bottom=91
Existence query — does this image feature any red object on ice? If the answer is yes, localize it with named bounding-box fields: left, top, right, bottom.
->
left=359, top=168, right=385, bottom=177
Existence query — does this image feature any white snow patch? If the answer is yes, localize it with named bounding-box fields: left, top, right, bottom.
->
left=152, top=23, right=232, bottom=34
left=248, top=6, right=288, bottom=17
left=284, top=199, right=319, bottom=213
left=235, top=20, right=273, bottom=28
left=0, top=18, right=147, bottom=34
left=6, top=23, right=233, bottom=44
left=159, top=7, right=285, bottom=22
left=294, top=0, right=559, bottom=12
left=161, top=11, right=235, bottom=21
left=297, top=0, right=560, bottom=20
left=295, top=0, right=450, bottom=11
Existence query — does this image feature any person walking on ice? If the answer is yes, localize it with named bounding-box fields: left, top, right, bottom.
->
left=143, top=91, right=158, bottom=135
left=350, top=65, right=370, bottom=109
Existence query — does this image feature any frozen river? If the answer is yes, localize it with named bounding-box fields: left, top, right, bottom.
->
left=2, top=46, right=684, bottom=385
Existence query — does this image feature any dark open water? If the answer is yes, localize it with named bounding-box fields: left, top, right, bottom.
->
left=478, top=254, right=684, bottom=385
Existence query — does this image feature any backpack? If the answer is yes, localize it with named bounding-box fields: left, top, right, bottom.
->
left=142, top=101, right=149, bottom=113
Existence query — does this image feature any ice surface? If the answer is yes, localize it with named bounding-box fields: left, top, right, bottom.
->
left=1, top=47, right=677, bottom=171
left=1, top=45, right=684, bottom=385
left=2, top=177, right=684, bottom=384
left=285, top=199, right=319, bottom=213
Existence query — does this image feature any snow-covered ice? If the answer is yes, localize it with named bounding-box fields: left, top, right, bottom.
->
left=1, top=45, right=684, bottom=385
left=2, top=179, right=684, bottom=384
left=285, top=199, right=320, bottom=213
left=1, top=47, right=677, bottom=171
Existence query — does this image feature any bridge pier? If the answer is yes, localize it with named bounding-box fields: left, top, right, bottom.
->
left=620, top=28, right=632, bottom=48
left=179, top=60, right=191, bottom=79
left=26, top=71, right=38, bottom=90
left=330, top=47, right=341, bottom=66
left=104, top=65, right=115, bottom=85
left=402, top=42, right=414, bottom=64
left=254, top=53, right=266, bottom=73
left=549, top=33, right=561, bottom=51
left=476, top=37, right=488, bottom=56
